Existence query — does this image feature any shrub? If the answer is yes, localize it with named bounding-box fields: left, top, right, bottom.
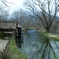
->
left=0, top=51, right=11, bottom=59
left=0, top=31, right=6, bottom=39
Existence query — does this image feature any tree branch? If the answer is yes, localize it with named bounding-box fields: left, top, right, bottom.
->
left=1, top=0, right=8, bottom=7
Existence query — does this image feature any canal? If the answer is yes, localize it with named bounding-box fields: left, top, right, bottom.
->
left=19, top=30, right=59, bottom=59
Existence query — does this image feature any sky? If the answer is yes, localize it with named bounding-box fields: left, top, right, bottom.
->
left=6, top=0, right=25, bottom=14
left=0, top=0, right=25, bottom=14
left=0, top=0, right=59, bottom=16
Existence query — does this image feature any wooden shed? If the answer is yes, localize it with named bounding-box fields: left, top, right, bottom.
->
left=0, top=22, right=21, bottom=38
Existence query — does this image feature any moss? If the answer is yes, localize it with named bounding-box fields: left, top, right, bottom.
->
left=9, top=38, right=28, bottom=59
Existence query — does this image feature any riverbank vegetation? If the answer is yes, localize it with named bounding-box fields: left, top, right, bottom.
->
left=40, top=31, right=59, bottom=41
left=9, top=37, right=28, bottom=59
left=0, top=31, right=5, bottom=39
left=0, top=37, right=28, bottom=59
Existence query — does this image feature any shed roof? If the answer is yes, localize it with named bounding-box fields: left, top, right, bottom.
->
left=0, top=22, right=21, bottom=29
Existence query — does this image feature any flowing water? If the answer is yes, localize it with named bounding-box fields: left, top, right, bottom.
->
left=19, top=30, right=59, bottom=59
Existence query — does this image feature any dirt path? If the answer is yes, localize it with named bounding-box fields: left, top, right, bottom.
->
left=0, top=39, right=9, bottom=52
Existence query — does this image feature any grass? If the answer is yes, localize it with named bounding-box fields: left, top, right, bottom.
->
left=9, top=37, right=28, bottom=59
left=40, top=31, right=59, bottom=41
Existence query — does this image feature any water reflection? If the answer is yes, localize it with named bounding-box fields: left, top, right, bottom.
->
left=19, top=30, right=59, bottom=59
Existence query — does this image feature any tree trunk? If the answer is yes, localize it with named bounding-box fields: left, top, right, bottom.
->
left=46, top=27, right=50, bottom=32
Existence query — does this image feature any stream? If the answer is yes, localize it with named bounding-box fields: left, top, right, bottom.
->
left=19, top=30, right=59, bottom=59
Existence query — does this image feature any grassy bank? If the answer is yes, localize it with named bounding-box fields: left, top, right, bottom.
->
left=40, top=31, right=59, bottom=41
left=9, top=38, right=28, bottom=59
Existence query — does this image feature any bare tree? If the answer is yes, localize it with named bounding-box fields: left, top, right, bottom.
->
left=0, top=6, right=9, bottom=21
left=1, top=0, right=8, bottom=7
left=10, top=9, right=35, bottom=30
left=24, top=0, right=59, bottom=32
left=1, top=0, right=14, bottom=6
left=10, top=10, right=26, bottom=25
left=24, top=0, right=59, bottom=59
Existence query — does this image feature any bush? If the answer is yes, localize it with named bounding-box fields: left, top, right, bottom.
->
left=0, top=31, right=6, bottom=39
left=9, top=37, right=28, bottom=59
left=0, top=51, right=11, bottom=59
left=0, top=37, right=28, bottom=59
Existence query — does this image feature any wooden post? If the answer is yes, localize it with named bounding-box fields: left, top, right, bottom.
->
left=15, top=23, right=22, bottom=48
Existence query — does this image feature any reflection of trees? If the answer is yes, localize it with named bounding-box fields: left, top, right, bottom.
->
left=32, top=38, right=59, bottom=59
